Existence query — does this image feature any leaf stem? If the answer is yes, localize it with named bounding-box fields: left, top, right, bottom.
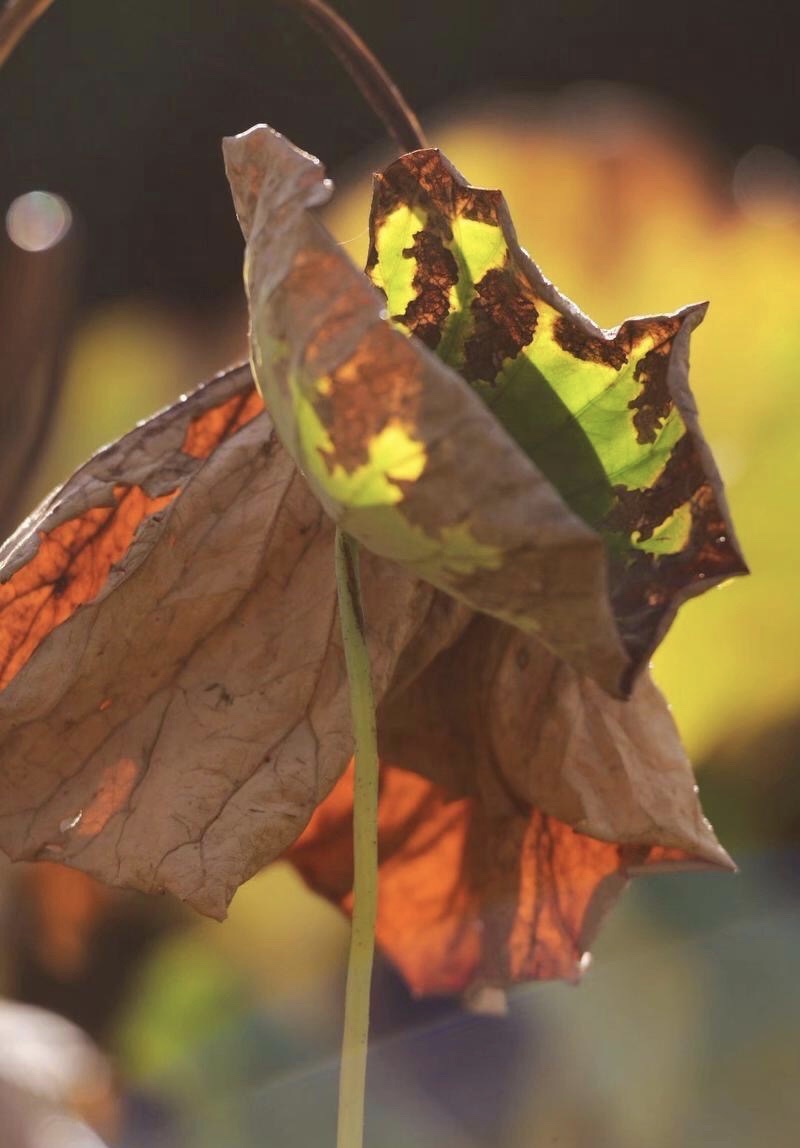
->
left=334, top=527, right=379, bottom=1148
left=1, top=1, right=427, bottom=155
left=281, top=0, right=426, bottom=153
left=0, top=0, right=55, bottom=69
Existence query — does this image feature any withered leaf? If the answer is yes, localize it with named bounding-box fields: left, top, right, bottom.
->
left=379, top=612, right=731, bottom=866
left=0, top=119, right=741, bottom=993
left=0, top=366, right=730, bottom=990
left=224, top=126, right=746, bottom=697
left=291, top=756, right=727, bottom=997
left=0, top=366, right=456, bottom=917
left=225, top=126, right=627, bottom=695
left=292, top=612, right=732, bottom=995
left=366, top=150, right=748, bottom=675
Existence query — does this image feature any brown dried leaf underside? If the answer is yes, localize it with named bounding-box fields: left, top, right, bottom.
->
left=0, top=367, right=462, bottom=917
left=290, top=762, right=708, bottom=994
left=379, top=612, right=732, bottom=870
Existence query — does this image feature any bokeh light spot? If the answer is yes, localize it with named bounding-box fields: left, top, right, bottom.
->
left=5, top=190, right=71, bottom=252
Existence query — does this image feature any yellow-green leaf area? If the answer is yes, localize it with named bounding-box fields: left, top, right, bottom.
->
left=634, top=503, right=693, bottom=555
left=296, top=392, right=426, bottom=508
left=367, top=149, right=699, bottom=559
left=484, top=304, right=687, bottom=525
left=293, top=385, right=504, bottom=582
left=437, top=216, right=506, bottom=367
left=369, top=204, right=426, bottom=322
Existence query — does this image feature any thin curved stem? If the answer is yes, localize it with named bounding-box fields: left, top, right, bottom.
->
left=281, top=0, right=426, bottom=152
left=334, top=528, right=379, bottom=1148
left=0, top=0, right=427, bottom=154
left=0, top=0, right=55, bottom=69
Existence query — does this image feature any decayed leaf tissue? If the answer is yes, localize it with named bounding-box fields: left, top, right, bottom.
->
left=0, top=124, right=747, bottom=995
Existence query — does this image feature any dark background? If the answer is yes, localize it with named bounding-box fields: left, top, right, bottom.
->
left=0, top=0, right=794, bottom=311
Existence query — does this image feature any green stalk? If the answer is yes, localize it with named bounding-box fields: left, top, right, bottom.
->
left=334, top=527, right=379, bottom=1148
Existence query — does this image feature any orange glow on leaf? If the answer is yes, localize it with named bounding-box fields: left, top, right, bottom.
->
left=73, top=757, right=138, bottom=840
left=76, top=758, right=139, bottom=837
left=0, top=484, right=176, bottom=689
left=181, top=387, right=264, bottom=459
left=290, top=762, right=701, bottom=994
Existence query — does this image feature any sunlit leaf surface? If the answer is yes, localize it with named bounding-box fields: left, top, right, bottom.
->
left=226, top=127, right=745, bottom=696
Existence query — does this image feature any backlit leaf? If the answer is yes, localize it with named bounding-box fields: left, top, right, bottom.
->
left=0, top=366, right=456, bottom=918
left=225, top=127, right=625, bottom=695
left=225, top=127, right=746, bottom=696
left=0, top=117, right=742, bottom=993
left=0, top=365, right=729, bottom=988
left=367, top=150, right=748, bottom=672
left=291, top=754, right=728, bottom=997
left=379, top=612, right=731, bottom=868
